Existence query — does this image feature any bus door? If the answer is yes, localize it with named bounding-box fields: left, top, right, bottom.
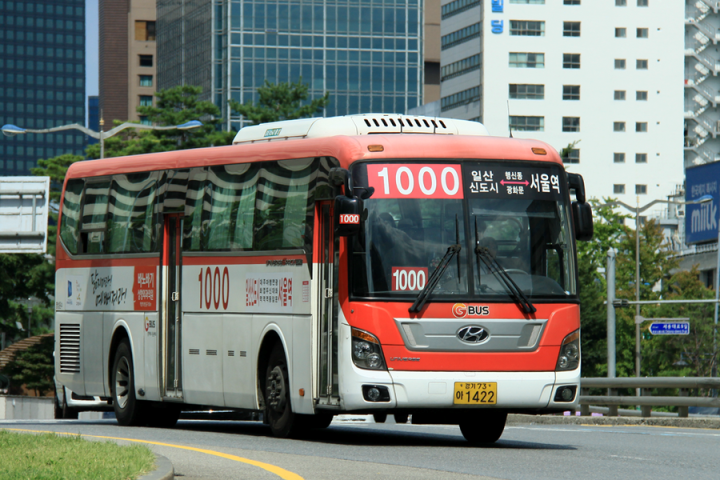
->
left=162, top=214, right=183, bottom=399
left=317, top=201, right=340, bottom=406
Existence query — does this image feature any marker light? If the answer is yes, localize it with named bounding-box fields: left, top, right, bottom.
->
left=531, top=147, right=547, bottom=155
left=368, top=145, right=384, bottom=152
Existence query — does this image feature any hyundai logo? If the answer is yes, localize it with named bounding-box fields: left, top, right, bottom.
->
left=457, top=325, right=490, bottom=344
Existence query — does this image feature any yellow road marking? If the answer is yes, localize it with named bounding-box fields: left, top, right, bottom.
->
left=3, top=428, right=304, bottom=480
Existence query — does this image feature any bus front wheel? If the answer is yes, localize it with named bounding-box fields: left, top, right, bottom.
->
left=112, top=340, right=147, bottom=426
left=459, top=412, right=507, bottom=444
left=265, top=343, right=297, bottom=438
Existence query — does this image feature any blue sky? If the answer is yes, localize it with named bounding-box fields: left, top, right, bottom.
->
left=86, top=0, right=99, bottom=114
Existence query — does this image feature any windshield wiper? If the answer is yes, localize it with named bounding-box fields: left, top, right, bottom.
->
left=474, top=246, right=537, bottom=314
left=409, top=243, right=461, bottom=313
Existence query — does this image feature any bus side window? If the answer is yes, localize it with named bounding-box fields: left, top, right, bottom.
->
left=59, top=179, right=84, bottom=255
left=204, top=164, right=257, bottom=251
left=183, top=168, right=207, bottom=252
left=105, top=173, right=159, bottom=253
left=80, top=181, right=111, bottom=254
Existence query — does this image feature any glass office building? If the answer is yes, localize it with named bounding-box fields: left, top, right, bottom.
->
left=158, top=0, right=423, bottom=131
left=0, top=0, right=86, bottom=176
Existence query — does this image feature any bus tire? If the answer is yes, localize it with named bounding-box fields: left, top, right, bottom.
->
left=373, top=413, right=387, bottom=424
left=459, top=412, right=507, bottom=444
left=394, top=413, right=409, bottom=424
left=264, top=343, right=297, bottom=438
left=112, top=340, right=146, bottom=426
left=146, top=404, right=180, bottom=428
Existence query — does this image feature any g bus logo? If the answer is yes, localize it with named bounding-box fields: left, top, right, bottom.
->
left=452, top=303, right=467, bottom=318
left=339, top=214, right=360, bottom=224
left=453, top=303, right=489, bottom=318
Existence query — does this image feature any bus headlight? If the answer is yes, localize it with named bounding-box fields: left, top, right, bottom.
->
left=555, top=330, right=580, bottom=371
left=351, top=328, right=387, bottom=370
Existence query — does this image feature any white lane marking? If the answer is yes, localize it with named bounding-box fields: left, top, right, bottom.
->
left=610, top=455, right=647, bottom=461
left=507, top=426, right=720, bottom=438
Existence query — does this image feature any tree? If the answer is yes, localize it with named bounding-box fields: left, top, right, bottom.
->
left=2, top=335, right=55, bottom=396
left=85, top=85, right=234, bottom=159
left=229, top=79, right=330, bottom=125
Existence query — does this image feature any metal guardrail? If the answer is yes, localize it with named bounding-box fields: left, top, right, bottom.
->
left=578, top=377, right=720, bottom=418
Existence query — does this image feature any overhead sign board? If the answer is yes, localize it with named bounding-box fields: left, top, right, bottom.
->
left=686, top=161, right=720, bottom=244
left=0, top=176, right=50, bottom=254
left=650, top=322, right=690, bottom=335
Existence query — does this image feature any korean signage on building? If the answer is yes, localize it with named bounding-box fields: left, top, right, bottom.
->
left=685, top=162, right=720, bottom=244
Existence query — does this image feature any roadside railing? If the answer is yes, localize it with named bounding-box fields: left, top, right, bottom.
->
left=578, top=377, right=720, bottom=418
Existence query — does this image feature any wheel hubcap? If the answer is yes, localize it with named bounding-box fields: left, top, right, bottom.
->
left=266, top=366, right=286, bottom=413
left=115, top=357, right=130, bottom=410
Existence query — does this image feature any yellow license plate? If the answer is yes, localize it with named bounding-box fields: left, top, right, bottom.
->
left=453, top=382, right=497, bottom=405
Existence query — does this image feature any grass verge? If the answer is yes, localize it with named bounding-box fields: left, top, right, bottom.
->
left=0, top=430, right=155, bottom=480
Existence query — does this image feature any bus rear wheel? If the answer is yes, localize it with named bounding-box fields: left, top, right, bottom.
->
left=265, top=343, right=298, bottom=438
left=112, top=340, right=147, bottom=426
left=459, top=412, right=507, bottom=444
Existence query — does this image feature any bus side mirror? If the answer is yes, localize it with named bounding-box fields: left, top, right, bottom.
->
left=334, top=195, right=363, bottom=236
left=572, top=201, right=593, bottom=241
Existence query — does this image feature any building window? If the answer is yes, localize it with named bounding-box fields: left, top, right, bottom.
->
left=510, top=116, right=545, bottom=131
left=563, top=22, right=581, bottom=37
left=615, top=59, right=626, bottom=69
left=562, top=117, right=580, bottom=132
left=564, top=149, right=580, bottom=164
left=636, top=184, right=647, bottom=194
left=135, top=21, right=156, bottom=41
left=509, top=84, right=545, bottom=99
left=441, top=86, right=481, bottom=111
left=638, top=0, right=648, bottom=6
left=636, top=59, right=648, bottom=69
left=636, top=90, right=648, bottom=100
left=614, top=90, right=626, bottom=100
left=615, top=28, right=626, bottom=38
left=564, top=0, right=581, bottom=4
left=442, top=0, right=481, bottom=19
left=615, top=0, right=626, bottom=5
left=563, top=85, right=580, bottom=100
left=441, top=23, right=481, bottom=50
left=509, top=52, right=545, bottom=68
left=636, top=153, right=648, bottom=163
left=441, top=54, right=481, bottom=81
left=139, top=75, right=153, bottom=87
left=563, top=53, right=580, bottom=69
left=614, top=122, right=626, bottom=132
left=139, top=55, right=153, bottom=67
left=614, top=184, right=626, bottom=194
left=637, top=28, right=648, bottom=38
left=636, top=122, right=648, bottom=132
left=510, top=20, right=545, bottom=36
left=614, top=153, right=626, bottom=163
left=139, top=95, right=153, bottom=107
left=139, top=116, right=152, bottom=125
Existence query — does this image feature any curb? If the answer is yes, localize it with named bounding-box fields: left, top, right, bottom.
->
left=508, top=414, right=720, bottom=429
left=137, top=453, right=174, bottom=480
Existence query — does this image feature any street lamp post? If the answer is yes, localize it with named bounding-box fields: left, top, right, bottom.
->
left=598, top=195, right=712, bottom=382
left=2, top=120, right=203, bottom=159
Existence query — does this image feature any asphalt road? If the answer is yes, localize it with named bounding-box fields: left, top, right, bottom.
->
left=2, top=416, right=719, bottom=480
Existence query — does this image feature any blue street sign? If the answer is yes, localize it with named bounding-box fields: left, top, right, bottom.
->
left=649, top=322, right=690, bottom=335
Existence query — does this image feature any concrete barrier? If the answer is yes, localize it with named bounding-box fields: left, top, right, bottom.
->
left=0, top=395, right=54, bottom=420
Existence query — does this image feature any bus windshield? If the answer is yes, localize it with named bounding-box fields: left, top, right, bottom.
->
left=349, top=160, right=576, bottom=301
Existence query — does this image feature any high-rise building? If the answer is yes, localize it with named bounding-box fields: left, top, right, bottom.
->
left=157, top=0, right=425, bottom=130
left=88, top=96, right=100, bottom=145
left=438, top=0, right=684, bottom=205
left=0, top=0, right=86, bottom=175
left=99, top=0, right=157, bottom=128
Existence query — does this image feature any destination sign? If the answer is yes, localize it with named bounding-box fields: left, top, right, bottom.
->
left=462, top=164, right=564, bottom=200
left=649, top=322, right=690, bottom=335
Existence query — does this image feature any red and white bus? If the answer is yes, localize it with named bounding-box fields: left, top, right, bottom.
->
left=54, top=114, right=592, bottom=442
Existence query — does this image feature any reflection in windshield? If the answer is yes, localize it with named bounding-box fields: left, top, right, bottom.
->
left=350, top=196, right=575, bottom=300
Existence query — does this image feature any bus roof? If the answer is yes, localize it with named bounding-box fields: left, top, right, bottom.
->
left=65, top=133, right=563, bottom=180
